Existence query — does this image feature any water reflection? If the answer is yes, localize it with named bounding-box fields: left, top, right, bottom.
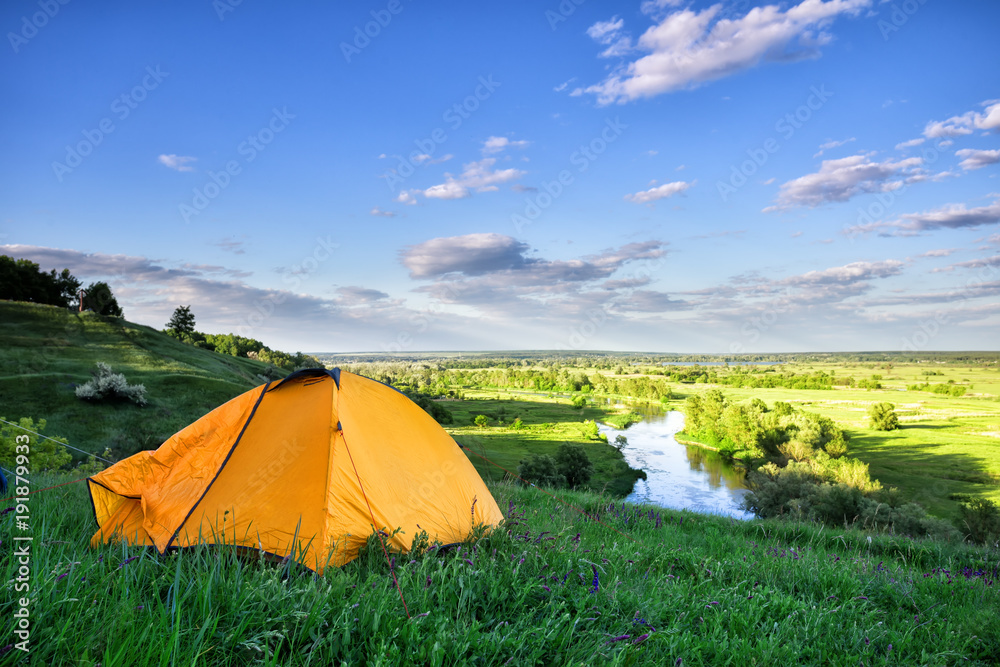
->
left=600, top=410, right=755, bottom=520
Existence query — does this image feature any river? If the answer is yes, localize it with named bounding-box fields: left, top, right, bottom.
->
left=600, top=410, right=755, bottom=520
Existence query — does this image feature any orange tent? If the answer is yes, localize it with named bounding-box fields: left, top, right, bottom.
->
left=87, top=368, right=503, bottom=571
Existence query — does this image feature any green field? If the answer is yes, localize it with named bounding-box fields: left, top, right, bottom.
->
left=656, top=360, right=1000, bottom=519
left=443, top=390, right=644, bottom=496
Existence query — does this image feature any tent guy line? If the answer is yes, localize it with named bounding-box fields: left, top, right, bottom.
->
left=0, top=417, right=115, bottom=464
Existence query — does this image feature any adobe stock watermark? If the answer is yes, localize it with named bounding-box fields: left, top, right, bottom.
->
left=51, top=65, right=169, bottom=182
left=235, top=234, right=338, bottom=338
left=729, top=288, right=795, bottom=354
left=849, top=138, right=951, bottom=241
left=511, top=117, right=628, bottom=233
left=7, top=0, right=71, bottom=53
left=559, top=255, right=666, bottom=350
left=717, top=85, right=833, bottom=202
left=876, top=0, right=929, bottom=41
left=901, top=261, right=1000, bottom=351
left=545, top=0, right=587, bottom=30
left=382, top=281, right=463, bottom=353
left=10, top=433, right=33, bottom=654
left=381, top=75, right=501, bottom=193
left=178, top=107, right=295, bottom=223
left=340, top=0, right=410, bottom=63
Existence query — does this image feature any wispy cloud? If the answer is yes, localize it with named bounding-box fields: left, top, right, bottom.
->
left=624, top=180, right=692, bottom=204
left=398, top=157, right=526, bottom=202
left=813, top=137, right=856, bottom=158
left=923, top=99, right=1000, bottom=138
left=158, top=154, right=197, bottom=172
left=482, top=136, right=530, bottom=155
left=847, top=198, right=1000, bottom=236
left=956, top=148, right=1000, bottom=171
left=370, top=206, right=397, bottom=217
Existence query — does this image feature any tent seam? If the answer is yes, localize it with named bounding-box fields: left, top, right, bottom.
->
left=164, top=380, right=271, bottom=552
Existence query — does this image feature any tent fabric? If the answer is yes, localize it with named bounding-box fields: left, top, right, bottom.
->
left=87, top=368, right=503, bottom=571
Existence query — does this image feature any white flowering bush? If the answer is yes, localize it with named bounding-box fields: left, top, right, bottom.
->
left=75, top=362, right=147, bottom=406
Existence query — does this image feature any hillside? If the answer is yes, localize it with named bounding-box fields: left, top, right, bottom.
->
left=0, top=301, right=285, bottom=460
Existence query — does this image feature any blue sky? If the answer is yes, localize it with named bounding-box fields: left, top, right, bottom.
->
left=2, top=0, right=998, bottom=353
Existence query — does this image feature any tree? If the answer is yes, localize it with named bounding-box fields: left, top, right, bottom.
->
left=613, top=434, right=628, bottom=451
left=517, top=454, right=565, bottom=488
left=81, top=281, right=124, bottom=317
left=474, top=414, right=489, bottom=427
left=867, top=402, right=899, bottom=431
left=0, top=255, right=80, bottom=307
left=166, top=305, right=196, bottom=336
left=555, top=444, right=594, bottom=488
left=0, top=416, right=73, bottom=471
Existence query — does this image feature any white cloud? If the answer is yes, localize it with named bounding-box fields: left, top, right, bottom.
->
left=399, top=158, right=526, bottom=203
left=847, top=198, right=1000, bottom=236
left=482, top=136, right=530, bottom=155
left=767, top=154, right=923, bottom=210
left=586, top=16, right=634, bottom=57
left=370, top=206, right=396, bottom=217
left=923, top=100, right=1000, bottom=138
left=581, top=0, right=870, bottom=104
left=813, top=137, right=856, bottom=157
left=956, top=148, right=1000, bottom=171
left=624, top=180, right=692, bottom=204
left=895, top=138, right=925, bottom=150
left=158, top=154, right=197, bottom=172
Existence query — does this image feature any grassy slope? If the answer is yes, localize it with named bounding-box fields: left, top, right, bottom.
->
left=0, top=301, right=283, bottom=459
left=1, top=472, right=997, bottom=665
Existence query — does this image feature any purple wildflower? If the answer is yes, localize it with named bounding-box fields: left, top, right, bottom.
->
left=117, top=556, right=139, bottom=569
left=415, top=612, right=430, bottom=618
left=606, top=634, right=630, bottom=644
left=542, top=585, right=551, bottom=592
left=633, top=633, right=650, bottom=644
left=590, top=566, right=600, bottom=593
left=57, top=573, right=68, bottom=581
left=465, top=559, right=474, bottom=567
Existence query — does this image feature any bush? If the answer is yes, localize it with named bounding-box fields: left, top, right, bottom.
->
left=554, top=444, right=593, bottom=489
left=75, top=362, right=147, bottom=406
left=473, top=415, right=489, bottom=427
left=0, top=416, right=72, bottom=471
left=867, top=402, right=899, bottom=431
left=517, top=454, right=565, bottom=488
left=958, top=497, right=1000, bottom=546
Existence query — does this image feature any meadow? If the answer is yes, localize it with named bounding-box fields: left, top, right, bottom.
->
left=658, top=359, right=1000, bottom=519
left=2, top=304, right=999, bottom=664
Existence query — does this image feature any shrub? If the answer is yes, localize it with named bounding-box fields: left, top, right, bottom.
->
left=517, top=454, right=565, bottom=488
left=958, top=497, right=1000, bottom=546
left=554, top=444, right=594, bottom=489
left=0, top=416, right=72, bottom=471
left=510, top=417, right=524, bottom=430
left=867, top=402, right=899, bottom=431
left=75, top=362, right=147, bottom=406
left=473, top=414, right=489, bottom=427
left=613, top=435, right=628, bottom=451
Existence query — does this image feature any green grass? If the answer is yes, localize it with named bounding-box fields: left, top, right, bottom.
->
left=444, top=390, right=644, bottom=496
left=0, top=301, right=283, bottom=460
left=2, top=473, right=997, bottom=665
